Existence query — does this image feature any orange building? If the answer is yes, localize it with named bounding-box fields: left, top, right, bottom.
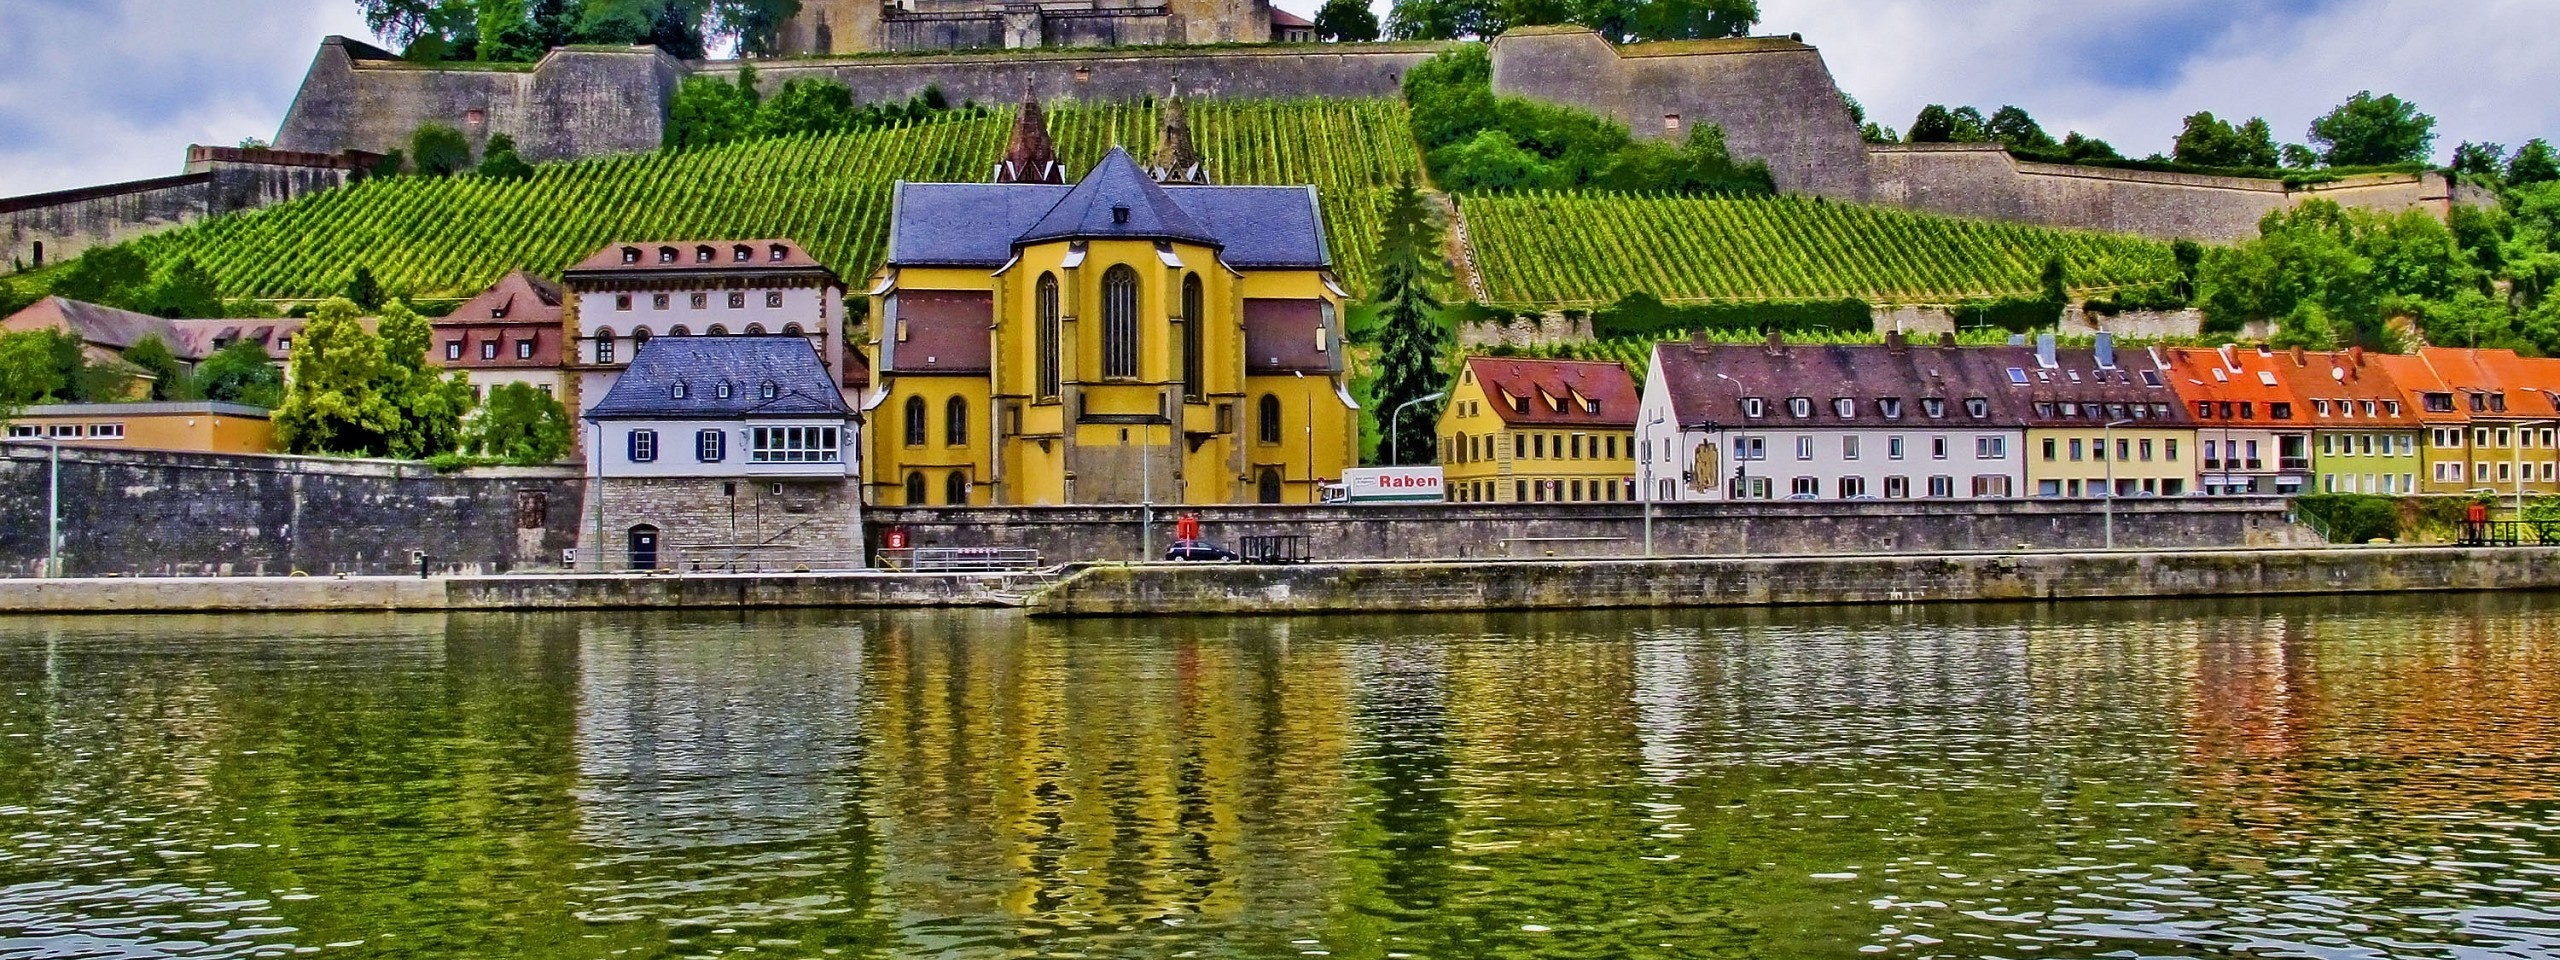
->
left=2162, top=345, right=2313, bottom=495
left=3, top=401, right=275, bottom=454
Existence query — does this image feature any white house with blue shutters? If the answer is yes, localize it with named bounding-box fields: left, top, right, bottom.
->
left=580, top=336, right=863, bottom=570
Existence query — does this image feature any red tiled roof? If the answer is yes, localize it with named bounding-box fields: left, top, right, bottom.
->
left=1271, top=7, right=1315, bottom=27
left=440, top=271, right=564, bottom=328
left=3, top=297, right=185, bottom=354
left=2162, top=345, right=2305, bottom=425
left=2449, top=348, right=2560, bottom=419
left=1463, top=356, right=1637, bottom=428
left=1243, top=299, right=1333, bottom=374
left=564, top=239, right=831, bottom=276
left=887, top=290, right=991, bottom=374
left=2268, top=346, right=2420, bottom=428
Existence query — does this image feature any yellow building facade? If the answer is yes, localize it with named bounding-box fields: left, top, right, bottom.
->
left=4, top=401, right=275, bottom=454
left=1437, top=356, right=1638, bottom=503
left=864, top=144, right=1356, bottom=505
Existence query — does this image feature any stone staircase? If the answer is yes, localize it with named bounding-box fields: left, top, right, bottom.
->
left=1436, top=192, right=1492, bottom=302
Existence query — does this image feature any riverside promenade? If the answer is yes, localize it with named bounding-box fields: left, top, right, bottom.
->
left=2, top=545, right=2553, bottom=618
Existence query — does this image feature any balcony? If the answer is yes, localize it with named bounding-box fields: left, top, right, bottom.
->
left=2279, top=457, right=2311, bottom=471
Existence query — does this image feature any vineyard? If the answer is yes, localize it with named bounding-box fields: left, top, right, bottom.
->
left=1462, top=192, right=2183, bottom=306
left=126, top=99, right=1422, bottom=300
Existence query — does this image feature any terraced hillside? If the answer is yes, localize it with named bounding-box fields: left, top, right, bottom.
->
left=128, top=99, right=1422, bottom=300
left=1463, top=191, right=2182, bottom=306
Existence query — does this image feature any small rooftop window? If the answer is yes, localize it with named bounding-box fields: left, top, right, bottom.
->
left=1742, top=397, right=1766, bottom=418
left=672, top=381, right=689, bottom=399
left=769, top=244, right=788, bottom=262
left=716, top=382, right=732, bottom=399
left=760, top=380, right=779, bottom=400
left=1112, top=204, right=1131, bottom=224
left=1922, top=398, right=1946, bottom=418
left=1964, top=398, right=1988, bottom=418
left=620, top=246, right=640, bottom=264
left=658, top=246, right=677, bottom=264
left=1878, top=398, right=1902, bottom=419
left=734, top=244, right=752, bottom=262
left=696, top=245, right=714, bottom=264
left=1832, top=397, right=1854, bottom=418
left=2007, top=367, right=2028, bottom=385
left=1788, top=397, right=1812, bottom=418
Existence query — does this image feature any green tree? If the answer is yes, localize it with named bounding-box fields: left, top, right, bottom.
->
left=667, top=66, right=762, bottom=148
left=1371, top=177, right=1450, bottom=466
left=1316, top=0, right=1381, bottom=40
left=0, top=329, right=84, bottom=405
left=122, top=335, right=189, bottom=401
left=2174, top=112, right=2280, bottom=169
left=464, top=382, right=573, bottom=463
left=1985, top=106, right=2055, bottom=152
left=142, top=256, right=224, bottom=318
left=752, top=74, right=855, bottom=138
left=2058, top=131, right=2121, bottom=163
left=345, top=266, right=384, bottom=312
left=477, top=132, right=534, bottom=179
left=377, top=299, right=478, bottom=458
left=1906, top=105, right=1986, bottom=144
left=2509, top=139, right=2560, bottom=187
left=711, top=0, right=803, bottom=57
left=1623, top=0, right=1756, bottom=42
left=2450, top=141, right=2508, bottom=183
left=1387, top=0, right=1480, bottom=39
left=582, top=0, right=710, bottom=59
left=2307, top=91, right=2436, bottom=167
left=272, top=298, right=402, bottom=456
left=411, top=123, right=474, bottom=177
left=190, top=339, right=286, bottom=408
left=48, top=246, right=151, bottom=310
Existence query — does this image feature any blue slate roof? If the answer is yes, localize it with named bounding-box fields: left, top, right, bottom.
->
left=584, top=336, right=852, bottom=421
left=886, top=150, right=1331, bottom=270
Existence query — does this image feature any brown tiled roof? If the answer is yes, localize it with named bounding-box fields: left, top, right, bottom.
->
left=440, top=271, right=565, bottom=327
left=1653, top=337, right=2025, bottom=428
left=1243, top=299, right=1332, bottom=374
left=1271, top=7, right=1315, bottom=27
left=1977, top=343, right=2191, bottom=428
left=2268, top=346, right=2420, bottom=428
left=2, top=297, right=185, bottom=354
left=1463, top=356, right=1638, bottom=428
left=887, top=290, right=990, bottom=374
left=170, top=317, right=363, bottom=362
left=995, top=95, right=1063, bottom=185
left=564, top=239, right=832, bottom=277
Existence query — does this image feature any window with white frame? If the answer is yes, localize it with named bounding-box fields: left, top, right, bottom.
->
left=696, top=429, right=725, bottom=462
left=1977, top=436, right=2006, bottom=459
left=1795, top=436, right=1814, bottom=460
left=628, top=429, right=658, bottom=463
left=751, top=425, right=842, bottom=463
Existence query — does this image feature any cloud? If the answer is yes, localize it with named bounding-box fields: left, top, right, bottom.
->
left=1760, top=0, right=2560, bottom=161
left=0, top=0, right=372, bottom=197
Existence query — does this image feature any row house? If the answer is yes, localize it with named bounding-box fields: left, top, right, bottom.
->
left=1438, top=357, right=1639, bottom=503
left=1638, top=333, right=2026, bottom=503
left=2001, top=337, right=2195, bottom=499
left=2162, top=345, right=2313, bottom=496
left=2398, top=347, right=2560, bottom=497
left=2272, top=347, right=2423, bottom=496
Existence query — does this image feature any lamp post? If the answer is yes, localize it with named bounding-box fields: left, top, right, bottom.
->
left=1389, top=391, right=1448, bottom=466
left=46, top=438, right=61, bottom=579
left=2103, top=419, right=2133, bottom=549
left=1641, top=411, right=1665, bottom=556
left=1714, top=373, right=1750, bottom=501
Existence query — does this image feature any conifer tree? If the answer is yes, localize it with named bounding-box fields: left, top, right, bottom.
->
left=1372, top=176, right=1450, bottom=466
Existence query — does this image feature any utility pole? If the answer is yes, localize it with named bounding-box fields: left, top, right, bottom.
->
left=2103, top=419, right=2132, bottom=549
left=1388, top=391, right=1447, bottom=466
left=46, top=440, right=62, bottom=579
left=1141, top=426, right=1154, bottom=561
left=1641, top=412, right=1665, bottom=557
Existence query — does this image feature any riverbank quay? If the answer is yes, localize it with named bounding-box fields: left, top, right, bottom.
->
left=2, top=545, right=2552, bottom=616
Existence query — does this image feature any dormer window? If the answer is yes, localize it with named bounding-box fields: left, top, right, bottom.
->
left=1922, top=398, right=1946, bottom=418
left=1788, top=397, right=1812, bottom=418
left=1741, top=397, right=1765, bottom=418
left=2034, top=402, right=2054, bottom=418
left=760, top=380, right=779, bottom=400
left=716, top=382, right=732, bottom=399
left=695, top=246, right=713, bottom=263
left=2315, top=399, right=2331, bottom=417
left=769, top=244, right=788, bottom=262
left=1964, top=398, right=1988, bottom=418
left=1112, top=204, right=1131, bottom=224
left=1832, top=398, right=1854, bottom=418
left=621, top=246, right=640, bottom=264
left=1583, top=398, right=1600, bottom=415
left=1878, top=398, right=1902, bottom=419
left=658, top=246, right=677, bottom=264
left=734, top=244, right=752, bottom=262
left=672, top=381, right=689, bottom=399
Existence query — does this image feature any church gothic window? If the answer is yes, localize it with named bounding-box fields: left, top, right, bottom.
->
left=1180, top=273, right=1204, bottom=400
left=946, top=396, right=969, bottom=446
left=903, top=395, right=927, bottom=447
left=1036, top=273, right=1062, bottom=400
left=1259, top=394, right=1282, bottom=444
left=1102, top=265, right=1139, bottom=379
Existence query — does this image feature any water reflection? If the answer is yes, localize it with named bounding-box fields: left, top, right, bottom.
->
left=0, top=597, right=2553, bottom=958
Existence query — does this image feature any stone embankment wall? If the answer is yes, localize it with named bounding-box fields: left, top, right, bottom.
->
left=2, top=147, right=368, bottom=270
left=0, top=443, right=581, bottom=577
left=869, top=497, right=2315, bottom=564
left=1029, top=546, right=2560, bottom=616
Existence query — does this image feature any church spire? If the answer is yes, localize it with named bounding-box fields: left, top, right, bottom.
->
left=1149, top=80, right=1208, bottom=185
left=995, top=82, right=1063, bottom=184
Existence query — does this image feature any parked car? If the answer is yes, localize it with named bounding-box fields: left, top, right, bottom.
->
left=1165, top=539, right=1239, bottom=562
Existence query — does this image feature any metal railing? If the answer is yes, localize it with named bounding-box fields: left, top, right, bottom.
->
left=2456, top=520, right=2560, bottom=547
left=876, top=547, right=1042, bottom=573
left=1237, top=535, right=1311, bottom=565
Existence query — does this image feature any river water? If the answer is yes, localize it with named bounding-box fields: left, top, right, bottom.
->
left=0, top=596, right=2557, bottom=959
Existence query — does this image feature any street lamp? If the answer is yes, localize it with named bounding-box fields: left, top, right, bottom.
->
left=1714, top=373, right=1750, bottom=501
left=1641, top=411, right=1665, bottom=556
left=1389, top=391, right=1448, bottom=466
left=45, top=437, right=61, bottom=579
left=2103, top=418, right=2133, bottom=549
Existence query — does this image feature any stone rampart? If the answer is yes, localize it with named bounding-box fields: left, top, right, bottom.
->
left=0, top=443, right=581, bottom=578
left=274, top=38, right=681, bottom=164
left=1867, top=143, right=2476, bottom=243
left=868, top=497, right=2315, bottom=564
left=3, top=150, right=366, bottom=269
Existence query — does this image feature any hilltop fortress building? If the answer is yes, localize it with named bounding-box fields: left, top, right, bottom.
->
left=5, top=27, right=2483, bottom=272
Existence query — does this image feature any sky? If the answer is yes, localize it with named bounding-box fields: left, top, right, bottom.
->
left=3, top=0, right=2555, bottom=198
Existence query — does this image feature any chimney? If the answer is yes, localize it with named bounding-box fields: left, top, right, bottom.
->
left=2291, top=344, right=2307, bottom=365
left=1885, top=330, right=1908, bottom=352
left=2094, top=332, right=2116, bottom=369
left=1764, top=331, right=1783, bottom=355
left=2008, top=334, right=2027, bottom=346
left=2349, top=345, right=2365, bottom=372
left=1689, top=329, right=1713, bottom=353
left=2035, top=333, right=2057, bottom=369
left=2218, top=344, right=2238, bottom=370
left=1938, top=332, right=1957, bottom=348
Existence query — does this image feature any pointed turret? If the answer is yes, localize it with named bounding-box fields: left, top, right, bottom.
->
left=1149, top=82, right=1209, bottom=185
left=994, top=84, right=1064, bottom=185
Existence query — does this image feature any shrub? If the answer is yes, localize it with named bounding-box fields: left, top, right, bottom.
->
left=2295, top=493, right=2402, bottom=543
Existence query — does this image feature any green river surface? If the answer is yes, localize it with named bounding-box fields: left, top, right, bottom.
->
left=1, top=594, right=2558, bottom=959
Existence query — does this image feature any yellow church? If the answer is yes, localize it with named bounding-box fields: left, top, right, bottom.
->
left=861, top=96, right=1359, bottom=505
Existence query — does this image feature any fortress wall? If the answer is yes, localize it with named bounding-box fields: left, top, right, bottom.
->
left=275, top=38, right=676, bottom=163
left=1488, top=29, right=1872, bottom=199
left=3, top=160, right=360, bottom=270
left=1868, top=143, right=2472, bottom=243
left=722, top=43, right=1438, bottom=107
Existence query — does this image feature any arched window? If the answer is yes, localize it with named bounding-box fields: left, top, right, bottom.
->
left=945, top=471, right=968, bottom=505
left=945, top=396, right=968, bottom=445
left=669, top=325, right=691, bottom=337
left=706, top=324, right=728, bottom=336
left=1102, top=265, right=1139, bottom=379
left=631, top=326, right=652, bottom=344
left=903, top=395, right=927, bottom=446
left=1258, top=393, right=1282, bottom=444
left=594, top=327, right=616, bottom=364
left=744, top=323, right=766, bottom=335
left=904, top=472, right=927, bottom=504
left=1180, top=273, right=1204, bottom=400
left=782, top=323, right=803, bottom=336
left=1035, top=273, right=1061, bottom=400
left=1257, top=468, right=1283, bottom=504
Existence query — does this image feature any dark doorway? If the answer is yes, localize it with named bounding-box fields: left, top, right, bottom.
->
left=1257, top=468, right=1283, bottom=504
left=29, top=241, right=42, bottom=267
left=626, top=524, right=660, bottom=570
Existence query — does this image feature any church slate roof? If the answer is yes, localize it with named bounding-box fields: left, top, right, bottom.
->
left=584, top=336, right=852, bottom=421
left=886, top=150, right=1330, bottom=270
